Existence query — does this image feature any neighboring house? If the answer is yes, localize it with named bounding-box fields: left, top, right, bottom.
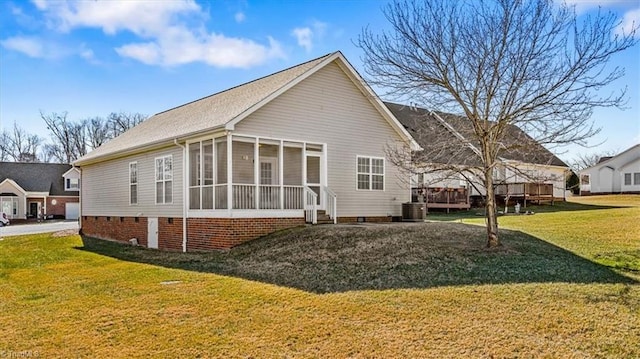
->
left=386, top=103, right=569, bottom=210
left=580, top=144, right=640, bottom=195
left=0, top=162, right=80, bottom=220
left=74, top=52, right=420, bottom=251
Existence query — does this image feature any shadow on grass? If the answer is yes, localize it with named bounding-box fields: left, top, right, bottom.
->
left=426, top=200, right=624, bottom=221
left=77, top=222, right=636, bottom=294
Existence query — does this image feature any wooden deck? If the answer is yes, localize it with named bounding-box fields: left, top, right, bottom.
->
left=495, top=182, right=555, bottom=206
left=412, top=187, right=470, bottom=213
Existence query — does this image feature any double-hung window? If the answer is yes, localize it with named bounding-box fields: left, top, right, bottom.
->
left=624, top=173, right=632, bottom=186
left=129, top=162, right=138, bottom=205
left=634, top=173, right=640, bottom=186
left=155, top=155, right=173, bottom=204
left=357, top=156, right=384, bottom=191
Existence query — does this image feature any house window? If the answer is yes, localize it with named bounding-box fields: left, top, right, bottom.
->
left=580, top=174, right=590, bottom=185
left=634, top=173, right=640, bottom=186
left=624, top=173, right=631, bottom=186
left=357, top=156, right=384, bottom=191
left=129, top=162, right=138, bottom=205
left=65, top=178, right=79, bottom=191
left=155, top=155, right=173, bottom=204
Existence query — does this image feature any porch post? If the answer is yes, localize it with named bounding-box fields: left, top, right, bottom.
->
left=227, top=134, right=233, bottom=213
left=279, top=140, right=284, bottom=210
left=255, top=137, right=260, bottom=210
left=302, top=142, right=307, bottom=187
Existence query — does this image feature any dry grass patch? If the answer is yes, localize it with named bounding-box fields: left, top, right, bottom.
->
left=1, top=195, right=639, bottom=357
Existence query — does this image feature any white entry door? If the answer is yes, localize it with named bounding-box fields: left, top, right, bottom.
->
left=148, top=218, right=158, bottom=249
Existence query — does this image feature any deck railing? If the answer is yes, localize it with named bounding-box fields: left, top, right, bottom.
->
left=324, top=186, right=337, bottom=224
left=495, top=182, right=553, bottom=197
left=304, top=186, right=318, bottom=224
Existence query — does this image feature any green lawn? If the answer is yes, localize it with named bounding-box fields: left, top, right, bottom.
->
left=1, top=195, right=639, bottom=357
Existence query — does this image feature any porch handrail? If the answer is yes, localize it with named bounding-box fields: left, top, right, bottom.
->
left=324, top=186, right=337, bottom=224
left=303, top=186, right=317, bottom=224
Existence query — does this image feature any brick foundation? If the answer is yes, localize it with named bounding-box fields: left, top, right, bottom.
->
left=81, top=216, right=304, bottom=251
left=187, top=217, right=305, bottom=251
left=81, top=216, right=148, bottom=247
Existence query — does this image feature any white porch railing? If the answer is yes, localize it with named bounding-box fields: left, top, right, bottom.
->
left=304, top=186, right=318, bottom=224
left=233, top=184, right=255, bottom=209
left=283, top=185, right=304, bottom=209
left=324, top=186, right=337, bottom=224
left=259, top=185, right=280, bottom=209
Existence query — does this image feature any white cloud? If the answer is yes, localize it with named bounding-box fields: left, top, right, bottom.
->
left=615, top=8, right=640, bottom=38
left=29, top=0, right=283, bottom=68
left=1, top=36, right=43, bottom=57
left=291, top=21, right=328, bottom=52
left=292, top=27, right=313, bottom=52
left=235, top=12, right=246, bottom=23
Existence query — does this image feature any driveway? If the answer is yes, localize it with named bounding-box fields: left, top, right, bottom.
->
left=0, top=221, right=79, bottom=237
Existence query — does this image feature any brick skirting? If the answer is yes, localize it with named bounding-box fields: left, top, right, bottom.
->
left=81, top=216, right=305, bottom=251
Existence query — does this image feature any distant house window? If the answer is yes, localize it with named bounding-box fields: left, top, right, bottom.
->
left=65, top=178, right=79, bottom=191
left=129, top=162, right=138, bottom=205
left=155, top=155, right=173, bottom=204
left=580, top=174, right=590, bottom=185
left=624, top=173, right=632, bottom=186
left=634, top=173, right=640, bottom=186
left=357, top=156, right=384, bottom=191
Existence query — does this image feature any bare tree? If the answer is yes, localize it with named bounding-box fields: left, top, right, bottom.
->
left=107, top=112, right=145, bottom=138
left=570, top=150, right=618, bottom=171
left=42, top=111, right=147, bottom=163
left=359, top=0, right=638, bottom=247
left=0, top=123, right=42, bottom=162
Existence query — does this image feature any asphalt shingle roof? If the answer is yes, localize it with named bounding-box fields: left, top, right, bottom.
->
left=76, top=52, right=335, bottom=164
left=386, top=102, right=568, bottom=168
left=0, top=162, right=78, bottom=196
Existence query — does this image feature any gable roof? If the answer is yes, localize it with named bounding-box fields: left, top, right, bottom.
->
left=581, top=144, right=640, bottom=172
left=386, top=102, right=568, bottom=168
left=0, top=162, right=78, bottom=196
left=75, top=51, right=418, bottom=166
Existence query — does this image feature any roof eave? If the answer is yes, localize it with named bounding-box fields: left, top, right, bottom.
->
left=75, top=125, right=227, bottom=166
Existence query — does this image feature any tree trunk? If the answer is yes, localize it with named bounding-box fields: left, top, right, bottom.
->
left=485, top=175, right=501, bottom=248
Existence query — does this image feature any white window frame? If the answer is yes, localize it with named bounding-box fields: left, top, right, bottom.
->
left=65, top=178, right=80, bottom=191
left=634, top=172, right=640, bottom=186
left=624, top=173, right=632, bottom=186
left=129, top=162, right=138, bottom=205
left=155, top=155, right=173, bottom=205
left=356, top=155, right=385, bottom=191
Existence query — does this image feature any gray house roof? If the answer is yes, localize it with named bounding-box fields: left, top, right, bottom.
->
left=386, top=102, right=568, bottom=168
left=0, top=162, right=79, bottom=196
left=75, top=51, right=419, bottom=166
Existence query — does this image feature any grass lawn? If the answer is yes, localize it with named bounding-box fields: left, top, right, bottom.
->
left=1, top=195, right=639, bottom=357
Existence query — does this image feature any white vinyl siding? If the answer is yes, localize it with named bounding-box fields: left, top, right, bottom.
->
left=129, top=162, right=138, bottom=205
left=80, top=146, right=183, bottom=217
left=357, top=156, right=384, bottom=191
left=234, top=62, right=408, bottom=217
left=155, top=155, right=173, bottom=204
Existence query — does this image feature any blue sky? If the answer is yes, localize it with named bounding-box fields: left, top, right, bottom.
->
left=1, top=0, right=638, bottom=163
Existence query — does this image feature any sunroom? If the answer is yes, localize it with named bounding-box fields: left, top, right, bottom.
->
left=185, top=134, right=336, bottom=223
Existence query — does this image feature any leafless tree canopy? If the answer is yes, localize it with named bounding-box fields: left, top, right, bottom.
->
left=0, top=123, right=43, bottom=162
left=42, top=111, right=146, bottom=163
left=358, top=0, right=638, bottom=246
